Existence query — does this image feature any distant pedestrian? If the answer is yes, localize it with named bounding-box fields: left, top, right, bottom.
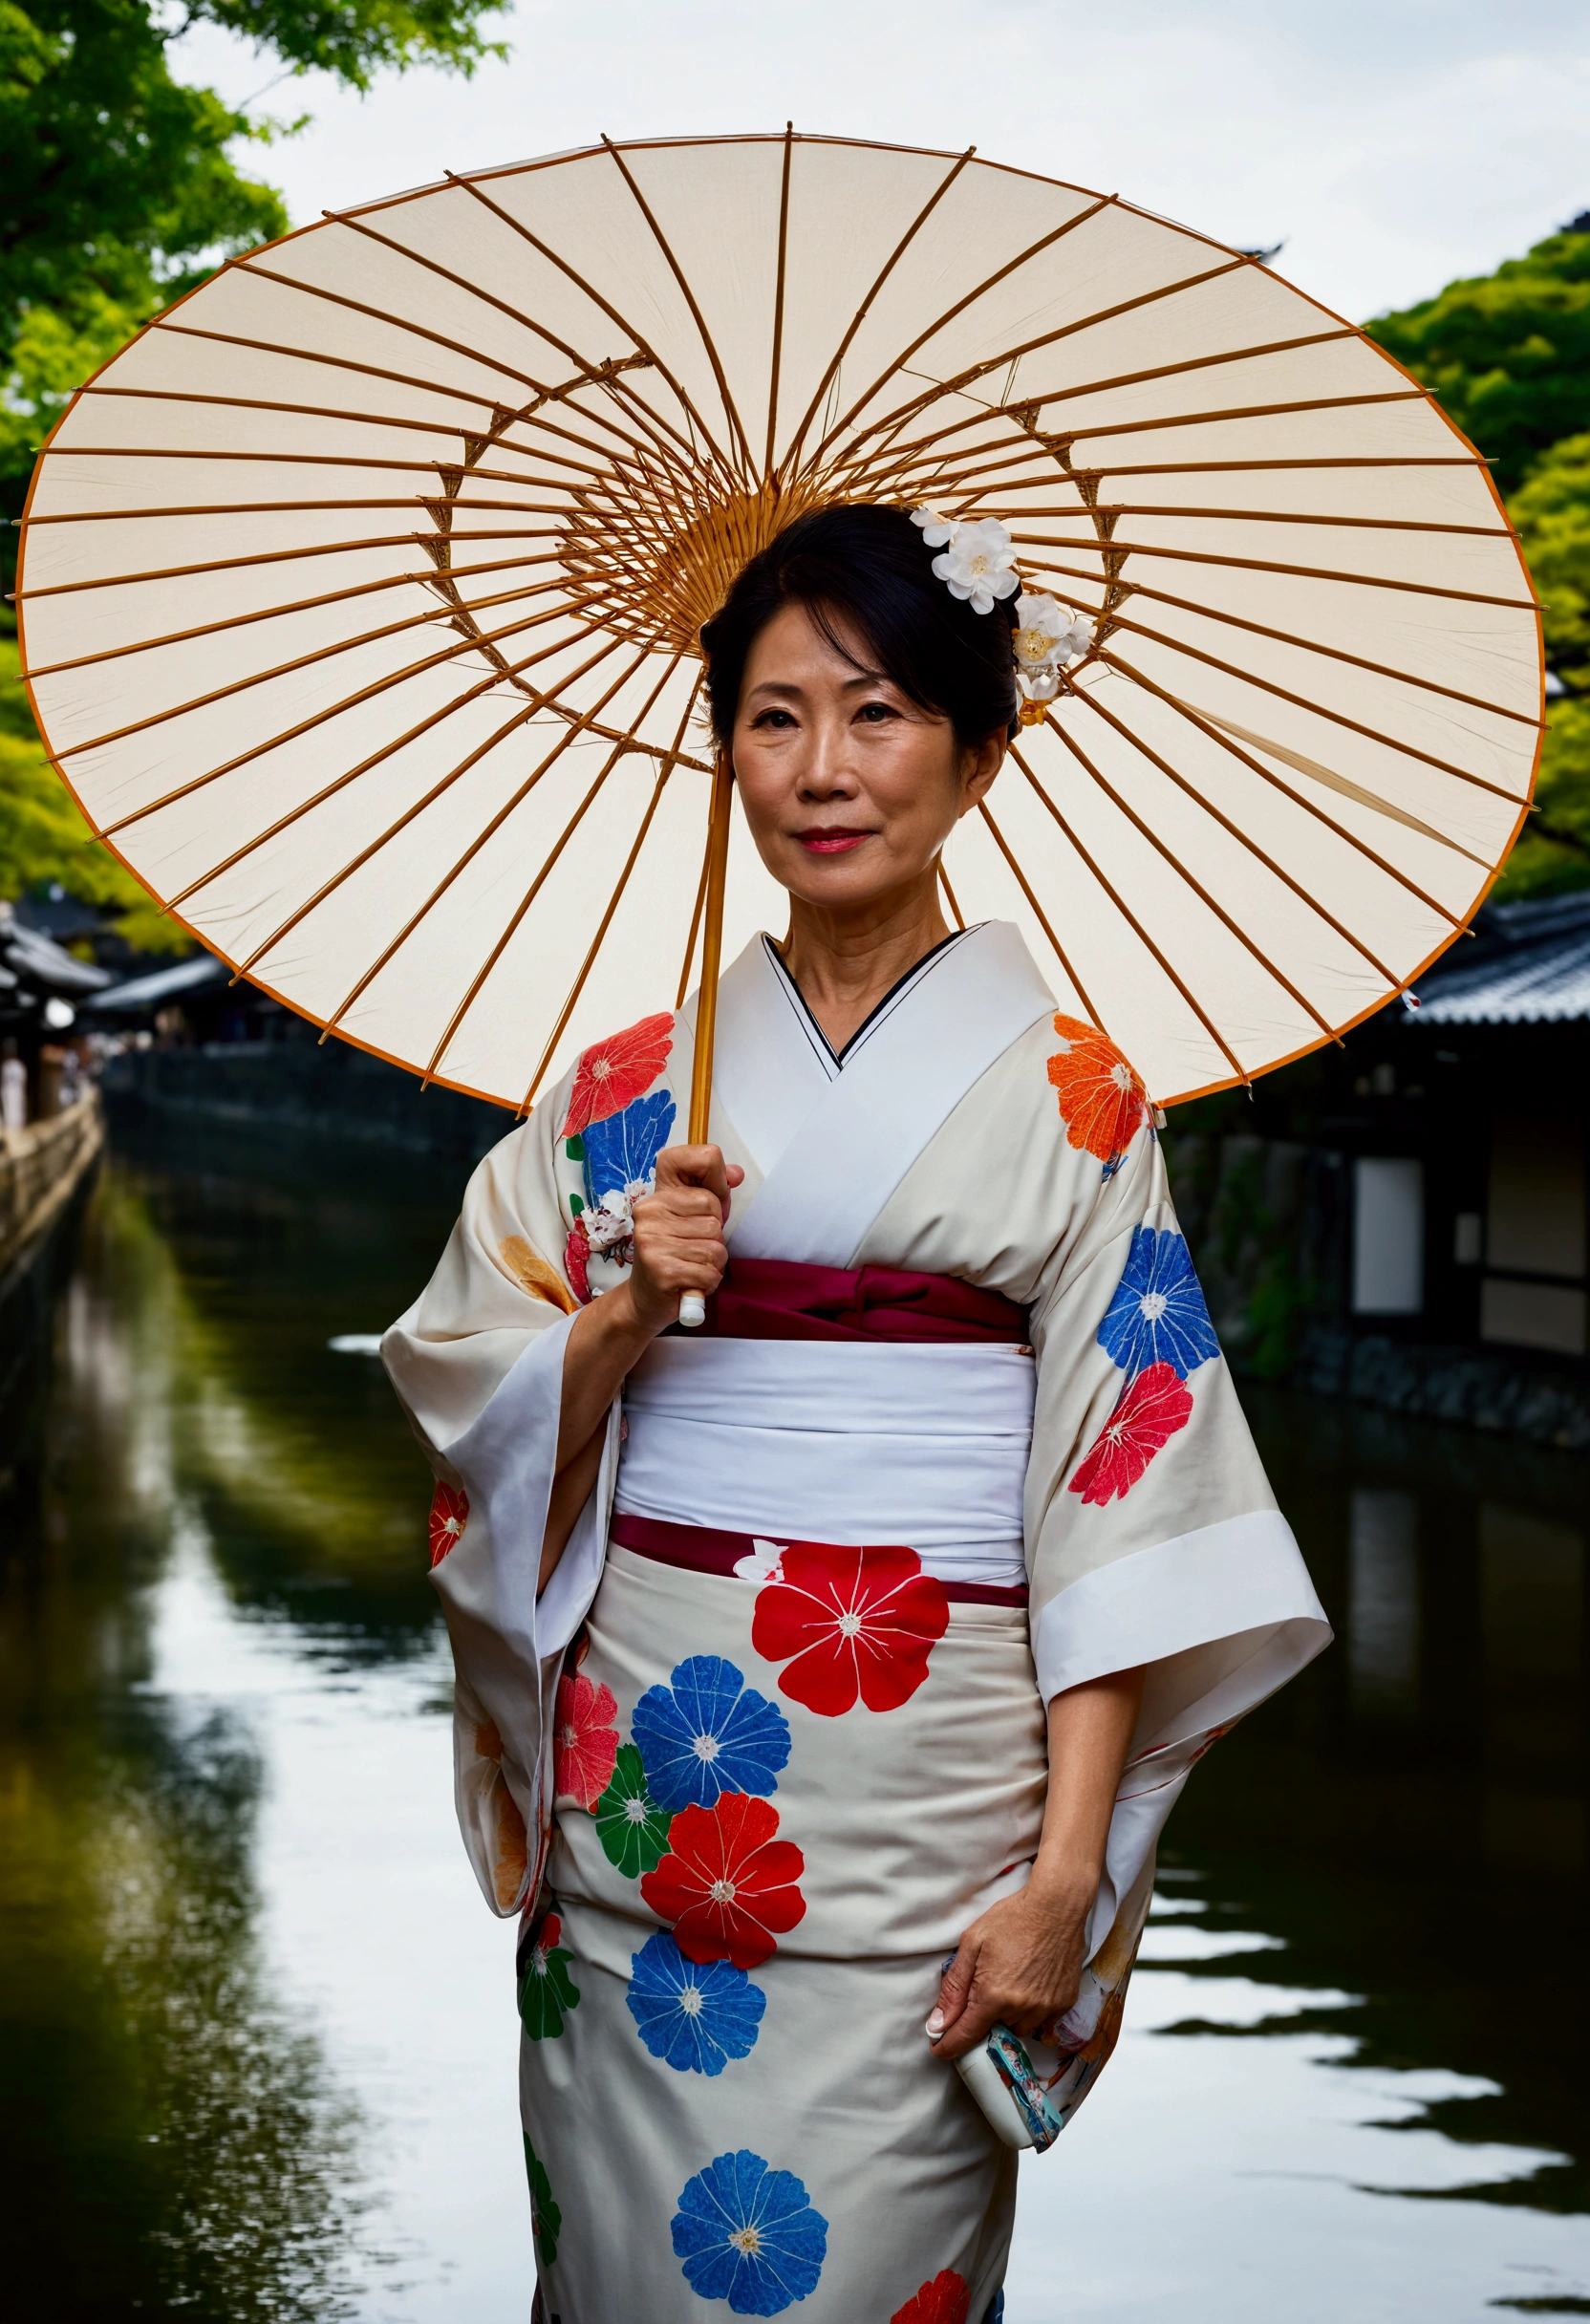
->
left=1, top=1042, right=26, bottom=1132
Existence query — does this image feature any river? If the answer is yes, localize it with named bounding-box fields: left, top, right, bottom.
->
left=2, top=1109, right=1585, bottom=2322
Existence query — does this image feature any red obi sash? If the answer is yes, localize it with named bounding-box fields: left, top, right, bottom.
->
left=671, top=1254, right=1029, bottom=1345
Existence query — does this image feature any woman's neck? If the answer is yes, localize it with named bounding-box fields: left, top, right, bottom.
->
left=777, top=870, right=953, bottom=1054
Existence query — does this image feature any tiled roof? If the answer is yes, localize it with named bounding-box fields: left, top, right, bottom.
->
left=1417, top=889, right=1590, bottom=1023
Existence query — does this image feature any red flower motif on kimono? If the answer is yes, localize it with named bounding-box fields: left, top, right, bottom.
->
left=554, top=1670, right=619, bottom=1807
left=427, top=1481, right=468, bottom=1568
left=1068, top=1361, right=1193, bottom=1506
left=639, top=1793, right=806, bottom=1969
left=751, top=1543, right=950, bottom=1717
left=1046, top=1013, right=1147, bottom=1169
left=892, top=2273, right=970, bottom=2324
left=560, top=1011, right=675, bottom=1136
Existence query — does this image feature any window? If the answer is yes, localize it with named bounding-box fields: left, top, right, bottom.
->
left=1481, top=1117, right=1586, bottom=1357
left=1351, top=1157, right=1424, bottom=1315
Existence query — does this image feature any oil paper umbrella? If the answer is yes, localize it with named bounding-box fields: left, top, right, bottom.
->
left=17, top=130, right=1543, bottom=1150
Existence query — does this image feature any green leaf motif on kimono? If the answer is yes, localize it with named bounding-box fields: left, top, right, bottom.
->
left=524, top=2135, right=561, bottom=2268
left=517, top=1913, right=580, bottom=2040
left=565, top=1133, right=586, bottom=1162
left=593, top=1742, right=670, bottom=1878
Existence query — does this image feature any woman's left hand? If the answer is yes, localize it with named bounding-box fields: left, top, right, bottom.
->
left=925, top=1877, right=1090, bottom=2059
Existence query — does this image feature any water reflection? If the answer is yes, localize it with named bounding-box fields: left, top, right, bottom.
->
left=0, top=1115, right=1586, bottom=2319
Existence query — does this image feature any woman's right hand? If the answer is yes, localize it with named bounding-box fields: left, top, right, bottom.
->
left=626, top=1144, right=742, bottom=1336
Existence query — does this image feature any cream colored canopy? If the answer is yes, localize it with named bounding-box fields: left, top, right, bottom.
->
left=18, top=132, right=1542, bottom=1108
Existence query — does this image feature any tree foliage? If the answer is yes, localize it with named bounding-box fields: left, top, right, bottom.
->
left=1, top=0, right=505, bottom=523
left=1366, top=225, right=1590, bottom=493
left=0, top=0, right=504, bottom=918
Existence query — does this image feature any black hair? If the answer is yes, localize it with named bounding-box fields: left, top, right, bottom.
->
left=699, top=501, right=1019, bottom=752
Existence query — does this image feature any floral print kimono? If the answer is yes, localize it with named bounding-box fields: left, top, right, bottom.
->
left=383, top=920, right=1329, bottom=2323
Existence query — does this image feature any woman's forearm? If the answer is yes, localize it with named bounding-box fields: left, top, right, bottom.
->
left=1028, top=1665, right=1146, bottom=1909
left=537, top=1289, right=655, bottom=1589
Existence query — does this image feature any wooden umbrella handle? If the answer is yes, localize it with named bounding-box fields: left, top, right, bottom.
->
left=680, top=752, right=735, bottom=1328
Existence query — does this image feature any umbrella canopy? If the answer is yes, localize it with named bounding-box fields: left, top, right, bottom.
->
left=17, top=133, right=1542, bottom=1109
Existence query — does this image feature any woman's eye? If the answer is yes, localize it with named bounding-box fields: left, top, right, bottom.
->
left=855, top=700, right=897, bottom=723
left=752, top=707, right=796, bottom=729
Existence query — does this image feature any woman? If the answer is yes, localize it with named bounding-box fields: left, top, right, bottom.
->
left=383, top=505, right=1329, bottom=2322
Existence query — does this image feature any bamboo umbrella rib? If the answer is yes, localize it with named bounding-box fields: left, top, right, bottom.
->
left=35, top=443, right=595, bottom=503
left=20, top=549, right=567, bottom=679
left=1089, top=501, right=1515, bottom=539
left=286, top=641, right=653, bottom=1018
left=802, top=192, right=1117, bottom=475
left=1000, top=764, right=1246, bottom=1082
left=430, top=654, right=685, bottom=1081
left=13, top=527, right=567, bottom=602
left=157, top=317, right=664, bottom=470
left=1082, top=656, right=1469, bottom=929
left=837, top=385, right=1437, bottom=499
left=442, top=170, right=741, bottom=487
left=1040, top=388, right=1429, bottom=444
left=836, top=326, right=1361, bottom=493
left=1043, top=692, right=1401, bottom=986
left=763, top=125, right=795, bottom=480
left=74, top=385, right=613, bottom=486
left=777, top=144, right=978, bottom=480
left=330, top=201, right=712, bottom=467
left=974, top=800, right=1103, bottom=1026
left=936, top=860, right=966, bottom=934
left=600, top=137, right=756, bottom=479
left=175, top=634, right=637, bottom=924
left=1097, top=619, right=1530, bottom=801
left=522, top=678, right=703, bottom=1111
left=1016, top=534, right=1536, bottom=612
left=234, top=256, right=572, bottom=404
left=18, top=494, right=546, bottom=527
left=1030, top=560, right=1539, bottom=727
left=819, top=249, right=1248, bottom=475
left=94, top=603, right=607, bottom=839
left=676, top=839, right=713, bottom=1008
left=1084, top=456, right=1484, bottom=477
left=54, top=570, right=576, bottom=763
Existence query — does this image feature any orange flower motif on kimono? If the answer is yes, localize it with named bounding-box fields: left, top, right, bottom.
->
left=554, top=1670, right=620, bottom=1808
left=427, top=1481, right=468, bottom=1568
left=751, top=1543, right=950, bottom=1717
left=1068, top=1361, right=1193, bottom=1506
left=640, top=1793, right=806, bottom=1969
left=1046, top=1013, right=1147, bottom=1174
left=891, top=2272, right=970, bottom=2324
left=560, top=1010, right=675, bottom=1136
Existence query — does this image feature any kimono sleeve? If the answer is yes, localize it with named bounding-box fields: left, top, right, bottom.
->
left=1026, top=1117, right=1330, bottom=1756
left=380, top=1105, right=619, bottom=1919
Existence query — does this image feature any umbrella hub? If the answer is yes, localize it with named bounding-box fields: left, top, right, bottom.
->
left=560, top=476, right=833, bottom=654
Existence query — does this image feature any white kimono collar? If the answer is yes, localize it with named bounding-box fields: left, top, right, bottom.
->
left=686, top=919, right=1055, bottom=1269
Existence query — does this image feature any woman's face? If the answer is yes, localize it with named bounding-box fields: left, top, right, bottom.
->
left=729, top=601, right=1004, bottom=913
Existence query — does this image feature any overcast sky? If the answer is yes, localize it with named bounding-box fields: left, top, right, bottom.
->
left=175, top=0, right=1589, bottom=326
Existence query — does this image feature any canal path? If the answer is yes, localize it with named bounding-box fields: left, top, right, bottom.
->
left=1, top=1109, right=1585, bottom=2321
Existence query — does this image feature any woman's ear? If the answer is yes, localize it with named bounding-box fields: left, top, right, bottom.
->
left=958, top=729, right=1007, bottom=816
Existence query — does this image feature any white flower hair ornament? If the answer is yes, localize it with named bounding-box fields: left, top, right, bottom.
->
left=912, top=508, right=1093, bottom=725
left=910, top=506, right=1020, bottom=614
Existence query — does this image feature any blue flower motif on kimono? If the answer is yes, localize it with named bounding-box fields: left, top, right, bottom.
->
left=627, top=1930, right=766, bottom=2075
left=1096, top=1226, right=1220, bottom=1382
left=583, top=1087, right=677, bottom=1209
left=671, top=2149, right=827, bottom=2315
left=633, top=1655, right=791, bottom=1813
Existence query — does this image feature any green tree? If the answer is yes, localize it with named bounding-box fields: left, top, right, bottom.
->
left=0, top=0, right=505, bottom=925
left=1493, top=432, right=1590, bottom=899
left=1366, top=222, right=1590, bottom=492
